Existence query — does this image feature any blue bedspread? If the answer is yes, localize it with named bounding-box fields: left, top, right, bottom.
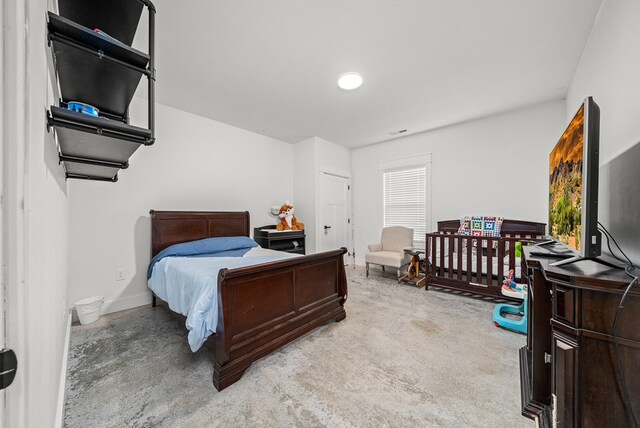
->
left=147, top=236, right=258, bottom=279
left=148, top=247, right=297, bottom=352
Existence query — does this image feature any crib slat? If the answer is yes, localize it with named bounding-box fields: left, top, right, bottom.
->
left=424, top=233, right=431, bottom=275
left=457, top=236, right=463, bottom=280
left=509, top=239, right=516, bottom=275
left=439, top=235, right=445, bottom=276
left=466, top=238, right=472, bottom=283
left=448, top=235, right=454, bottom=278
left=498, top=240, right=505, bottom=285
left=476, top=238, right=482, bottom=284
left=431, top=234, right=437, bottom=275
left=486, top=237, right=493, bottom=286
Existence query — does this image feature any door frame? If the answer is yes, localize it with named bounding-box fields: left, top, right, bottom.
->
left=318, top=168, right=352, bottom=264
left=2, top=0, right=29, bottom=426
left=0, top=2, right=5, bottom=419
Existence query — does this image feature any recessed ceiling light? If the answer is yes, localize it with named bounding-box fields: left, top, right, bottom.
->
left=338, top=72, right=363, bottom=90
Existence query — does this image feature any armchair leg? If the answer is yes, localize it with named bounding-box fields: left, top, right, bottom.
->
left=397, top=267, right=402, bottom=283
left=366, top=262, right=369, bottom=277
left=381, top=265, right=385, bottom=272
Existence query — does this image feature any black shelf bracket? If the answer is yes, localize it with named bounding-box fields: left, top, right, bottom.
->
left=66, top=172, right=118, bottom=182
left=48, top=115, right=147, bottom=145
left=146, top=2, right=156, bottom=145
left=137, top=0, right=156, bottom=13
left=59, top=154, right=129, bottom=170
left=48, top=32, right=149, bottom=76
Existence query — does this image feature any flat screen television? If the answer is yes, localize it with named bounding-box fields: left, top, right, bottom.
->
left=547, top=96, right=601, bottom=261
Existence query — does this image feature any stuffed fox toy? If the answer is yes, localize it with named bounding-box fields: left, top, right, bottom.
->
left=276, top=203, right=304, bottom=231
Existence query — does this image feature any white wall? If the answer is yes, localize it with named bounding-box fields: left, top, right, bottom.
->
left=566, top=0, right=640, bottom=263
left=4, top=0, right=71, bottom=426
left=351, top=100, right=565, bottom=265
left=292, top=137, right=351, bottom=253
left=293, top=138, right=317, bottom=251
left=68, top=100, right=294, bottom=314
left=316, top=137, right=351, bottom=174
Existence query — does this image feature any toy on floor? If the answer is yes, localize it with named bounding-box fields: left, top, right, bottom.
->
left=493, top=272, right=528, bottom=334
left=399, top=249, right=426, bottom=287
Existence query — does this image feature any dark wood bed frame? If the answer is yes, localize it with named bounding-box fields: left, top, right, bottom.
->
left=149, top=210, right=348, bottom=391
left=425, top=218, right=546, bottom=301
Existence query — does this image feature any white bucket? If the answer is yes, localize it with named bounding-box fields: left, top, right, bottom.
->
left=75, top=296, right=104, bottom=325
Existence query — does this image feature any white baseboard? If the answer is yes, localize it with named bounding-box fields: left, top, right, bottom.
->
left=101, top=292, right=152, bottom=315
left=55, top=311, right=72, bottom=428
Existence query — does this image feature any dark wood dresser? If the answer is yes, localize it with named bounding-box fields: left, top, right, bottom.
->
left=521, top=246, right=639, bottom=427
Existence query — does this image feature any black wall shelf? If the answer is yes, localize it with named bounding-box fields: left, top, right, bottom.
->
left=58, top=0, right=145, bottom=46
left=47, top=0, right=156, bottom=182
left=48, top=13, right=149, bottom=117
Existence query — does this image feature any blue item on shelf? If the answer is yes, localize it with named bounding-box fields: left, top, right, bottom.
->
left=67, top=101, right=99, bottom=117
left=93, top=28, right=120, bottom=43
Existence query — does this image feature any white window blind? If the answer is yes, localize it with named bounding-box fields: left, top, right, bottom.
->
left=383, top=166, right=427, bottom=249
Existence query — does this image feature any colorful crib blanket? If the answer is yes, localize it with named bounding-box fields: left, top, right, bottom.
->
left=457, top=216, right=504, bottom=247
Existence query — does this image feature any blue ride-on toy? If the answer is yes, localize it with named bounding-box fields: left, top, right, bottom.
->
left=493, top=270, right=528, bottom=334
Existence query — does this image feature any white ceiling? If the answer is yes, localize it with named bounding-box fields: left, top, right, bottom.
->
left=143, top=0, right=602, bottom=148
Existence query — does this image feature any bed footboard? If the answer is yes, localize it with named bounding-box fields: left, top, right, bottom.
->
left=210, top=248, right=348, bottom=391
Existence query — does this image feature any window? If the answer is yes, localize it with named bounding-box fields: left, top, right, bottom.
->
left=383, top=165, right=427, bottom=249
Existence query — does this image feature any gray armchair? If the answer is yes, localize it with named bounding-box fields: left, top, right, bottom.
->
left=365, top=226, right=414, bottom=282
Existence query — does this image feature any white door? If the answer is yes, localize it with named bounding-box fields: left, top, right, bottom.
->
left=319, top=173, right=351, bottom=263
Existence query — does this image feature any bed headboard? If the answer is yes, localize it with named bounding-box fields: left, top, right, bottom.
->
left=150, top=210, right=251, bottom=257
left=436, top=218, right=546, bottom=237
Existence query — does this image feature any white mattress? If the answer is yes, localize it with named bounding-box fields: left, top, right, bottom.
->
left=430, top=249, right=522, bottom=279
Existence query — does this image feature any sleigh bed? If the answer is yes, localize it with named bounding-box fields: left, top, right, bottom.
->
left=425, top=219, right=545, bottom=301
left=149, top=210, right=348, bottom=391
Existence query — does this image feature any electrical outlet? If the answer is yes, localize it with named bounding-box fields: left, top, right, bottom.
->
left=115, top=268, right=126, bottom=281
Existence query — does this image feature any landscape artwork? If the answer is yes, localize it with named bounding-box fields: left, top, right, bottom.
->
left=549, top=105, right=584, bottom=251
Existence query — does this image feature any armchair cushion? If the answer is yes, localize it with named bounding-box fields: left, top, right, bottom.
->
left=368, top=243, right=383, bottom=252
left=381, top=226, right=414, bottom=252
left=365, top=251, right=405, bottom=267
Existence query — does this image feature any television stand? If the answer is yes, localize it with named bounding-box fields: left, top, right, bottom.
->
left=550, top=255, right=622, bottom=269
left=521, top=247, right=639, bottom=427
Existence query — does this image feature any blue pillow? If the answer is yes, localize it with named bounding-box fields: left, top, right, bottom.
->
left=147, top=236, right=258, bottom=279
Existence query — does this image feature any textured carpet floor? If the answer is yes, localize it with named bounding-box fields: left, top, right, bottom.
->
left=64, top=266, right=532, bottom=427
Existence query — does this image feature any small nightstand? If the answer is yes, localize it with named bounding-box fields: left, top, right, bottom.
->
left=253, top=225, right=305, bottom=254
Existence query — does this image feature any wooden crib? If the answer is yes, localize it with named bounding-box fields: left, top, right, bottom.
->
left=425, top=219, right=545, bottom=301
